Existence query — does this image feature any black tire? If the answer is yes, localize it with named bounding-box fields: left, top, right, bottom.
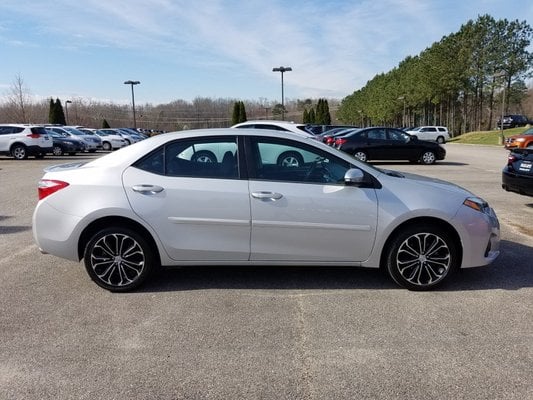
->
left=35, top=153, right=45, bottom=159
left=191, top=150, right=217, bottom=163
left=420, top=151, right=436, bottom=164
left=88, top=149, right=97, bottom=153
left=69, top=152, right=76, bottom=156
left=277, top=151, right=304, bottom=167
left=11, top=144, right=28, bottom=160
left=102, top=142, right=112, bottom=151
left=353, top=150, right=368, bottom=162
left=436, top=136, right=446, bottom=144
left=83, top=227, right=156, bottom=292
left=53, top=145, right=64, bottom=156
left=385, top=224, right=458, bottom=291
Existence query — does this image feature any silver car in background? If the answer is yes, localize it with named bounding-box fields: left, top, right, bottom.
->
left=33, top=128, right=500, bottom=292
left=46, top=126, right=102, bottom=152
left=78, top=128, right=127, bottom=151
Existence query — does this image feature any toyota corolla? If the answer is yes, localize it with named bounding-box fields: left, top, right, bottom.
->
left=33, top=129, right=500, bottom=292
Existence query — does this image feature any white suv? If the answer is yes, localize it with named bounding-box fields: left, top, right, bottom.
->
left=406, top=126, right=450, bottom=143
left=0, top=124, right=53, bottom=159
left=232, top=120, right=314, bottom=137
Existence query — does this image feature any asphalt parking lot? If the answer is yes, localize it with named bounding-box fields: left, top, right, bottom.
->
left=1, top=144, right=532, bottom=399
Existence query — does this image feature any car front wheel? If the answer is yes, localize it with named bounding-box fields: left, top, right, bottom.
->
left=83, top=227, right=156, bottom=292
left=385, top=224, right=458, bottom=290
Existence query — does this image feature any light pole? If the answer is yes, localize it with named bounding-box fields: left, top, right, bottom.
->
left=124, top=80, right=140, bottom=128
left=272, top=66, right=292, bottom=120
left=65, top=100, right=72, bottom=125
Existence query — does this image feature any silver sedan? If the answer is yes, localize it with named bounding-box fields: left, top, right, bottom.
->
left=32, top=128, right=500, bottom=291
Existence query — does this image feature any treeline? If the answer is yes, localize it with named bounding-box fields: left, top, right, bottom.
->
left=337, top=15, right=533, bottom=135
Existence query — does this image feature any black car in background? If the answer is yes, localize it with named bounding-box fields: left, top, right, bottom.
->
left=502, top=147, right=533, bottom=197
left=46, top=130, right=86, bottom=156
left=334, top=127, right=446, bottom=164
left=497, top=114, right=532, bottom=129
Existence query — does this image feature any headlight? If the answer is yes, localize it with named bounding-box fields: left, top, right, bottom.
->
left=463, top=197, right=490, bottom=214
left=516, top=138, right=526, bottom=142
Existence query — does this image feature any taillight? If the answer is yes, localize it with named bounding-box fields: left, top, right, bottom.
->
left=27, top=133, right=41, bottom=139
left=507, top=155, right=517, bottom=165
left=325, top=136, right=333, bottom=144
left=335, top=138, right=347, bottom=146
left=38, top=180, right=69, bottom=200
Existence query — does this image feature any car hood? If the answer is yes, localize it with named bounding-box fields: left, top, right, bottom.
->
left=379, top=169, right=473, bottom=197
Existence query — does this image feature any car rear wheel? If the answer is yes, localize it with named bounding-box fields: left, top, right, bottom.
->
left=385, top=224, right=458, bottom=291
left=102, top=142, right=112, bottom=151
left=11, top=144, right=28, bottom=160
left=354, top=151, right=368, bottom=162
left=53, top=145, right=64, bottom=156
left=436, top=136, right=446, bottom=144
left=277, top=151, right=303, bottom=167
left=420, top=151, right=436, bottom=164
left=191, top=150, right=217, bottom=163
left=83, top=227, right=156, bottom=292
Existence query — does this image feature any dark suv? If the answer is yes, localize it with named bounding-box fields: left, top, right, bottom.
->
left=497, top=114, right=532, bottom=129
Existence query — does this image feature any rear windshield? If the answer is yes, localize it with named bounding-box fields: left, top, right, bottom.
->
left=31, top=127, right=49, bottom=135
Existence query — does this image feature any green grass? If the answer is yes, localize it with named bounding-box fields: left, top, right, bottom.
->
left=450, top=126, right=530, bottom=145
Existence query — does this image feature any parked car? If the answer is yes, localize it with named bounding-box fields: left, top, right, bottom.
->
left=99, top=128, right=142, bottom=145
left=45, top=130, right=86, bottom=156
left=504, top=127, right=533, bottom=149
left=78, top=128, right=127, bottom=151
left=0, top=124, right=52, bottom=159
left=502, top=147, right=533, bottom=197
left=320, top=128, right=360, bottom=145
left=232, top=120, right=314, bottom=137
left=46, top=126, right=102, bottom=152
left=335, top=127, right=446, bottom=164
left=33, top=128, right=500, bottom=292
left=405, top=126, right=450, bottom=143
left=497, top=114, right=532, bottom=129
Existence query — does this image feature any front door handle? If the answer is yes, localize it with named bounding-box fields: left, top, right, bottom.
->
left=132, top=184, right=165, bottom=195
left=251, top=191, right=283, bottom=201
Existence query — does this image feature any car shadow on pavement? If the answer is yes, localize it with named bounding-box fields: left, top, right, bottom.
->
left=139, top=239, right=532, bottom=293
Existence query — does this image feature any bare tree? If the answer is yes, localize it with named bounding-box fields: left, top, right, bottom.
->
left=4, top=74, right=32, bottom=123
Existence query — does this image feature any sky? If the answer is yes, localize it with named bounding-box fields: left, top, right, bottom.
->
left=1, top=0, right=532, bottom=106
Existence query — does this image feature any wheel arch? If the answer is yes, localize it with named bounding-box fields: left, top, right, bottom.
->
left=9, top=141, right=27, bottom=151
left=78, top=216, right=161, bottom=265
left=379, top=216, right=463, bottom=269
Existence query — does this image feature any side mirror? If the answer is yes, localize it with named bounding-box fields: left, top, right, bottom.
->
left=344, top=168, right=364, bottom=185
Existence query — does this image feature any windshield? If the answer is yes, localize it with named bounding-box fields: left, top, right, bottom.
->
left=64, top=127, right=87, bottom=136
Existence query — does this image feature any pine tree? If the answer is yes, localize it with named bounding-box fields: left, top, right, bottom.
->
left=309, top=108, right=316, bottom=123
left=238, top=101, right=247, bottom=123
left=102, top=119, right=110, bottom=128
left=48, top=98, right=55, bottom=124
left=55, top=98, right=66, bottom=125
left=303, top=109, right=309, bottom=123
left=231, top=102, right=240, bottom=125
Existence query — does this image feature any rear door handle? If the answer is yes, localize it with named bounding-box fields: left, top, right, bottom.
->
left=251, top=191, right=283, bottom=201
left=132, top=184, right=164, bottom=195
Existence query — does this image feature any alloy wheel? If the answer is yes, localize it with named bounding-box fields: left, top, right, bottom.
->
left=88, top=233, right=146, bottom=288
left=396, top=232, right=451, bottom=287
